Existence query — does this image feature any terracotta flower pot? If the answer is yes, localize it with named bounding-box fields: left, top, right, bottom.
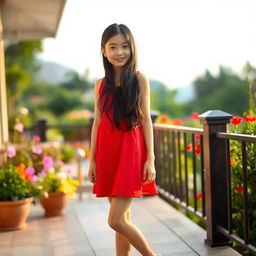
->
left=0, top=197, right=33, bottom=231
left=40, top=192, right=69, bottom=217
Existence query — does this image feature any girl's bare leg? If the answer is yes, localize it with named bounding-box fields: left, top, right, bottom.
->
left=108, top=196, right=155, bottom=256
left=108, top=197, right=131, bottom=255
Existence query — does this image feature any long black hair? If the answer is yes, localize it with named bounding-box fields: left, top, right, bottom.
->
left=99, top=23, right=143, bottom=131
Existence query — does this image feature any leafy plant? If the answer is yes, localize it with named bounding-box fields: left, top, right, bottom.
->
left=37, top=171, right=79, bottom=198
left=229, top=115, right=256, bottom=250
left=0, top=165, right=42, bottom=201
left=2, top=115, right=80, bottom=201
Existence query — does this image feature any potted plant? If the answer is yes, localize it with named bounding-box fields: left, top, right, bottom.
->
left=5, top=111, right=80, bottom=218
left=37, top=161, right=79, bottom=217
left=12, top=140, right=80, bottom=217
left=0, top=164, right=42, bottom=231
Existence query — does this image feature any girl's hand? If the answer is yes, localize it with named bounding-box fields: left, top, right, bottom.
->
left=88, top=159, right=97, bottom=184
left=143, top=159, right=156, bottom=184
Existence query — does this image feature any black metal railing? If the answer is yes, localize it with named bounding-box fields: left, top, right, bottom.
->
left=154, top=124, right=206, bottom=220
left=9, top=117, right=93, bottom=143
left=215, top=132, right=256, bottom=255
left=6, top=110, right=256, bottom=255
left=154, top=110, right=256, bottom=255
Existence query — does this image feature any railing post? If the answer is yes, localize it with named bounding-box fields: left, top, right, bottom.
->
left=199, top=110, right=232, bottom=247
left=150, top=110, right=159, bottom=123
left=37, top=118, right=47, bottom=142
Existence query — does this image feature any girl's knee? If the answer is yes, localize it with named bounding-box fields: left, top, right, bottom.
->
left=108, top=217, right=125, bottom=232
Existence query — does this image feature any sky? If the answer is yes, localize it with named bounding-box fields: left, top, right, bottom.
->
left=39, top=0, right=256, bottom=89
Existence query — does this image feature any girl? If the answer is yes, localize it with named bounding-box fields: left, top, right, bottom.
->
left=88, top=23, right=159, bottom=256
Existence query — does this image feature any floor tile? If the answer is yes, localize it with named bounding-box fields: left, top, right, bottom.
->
left=10, top=245, right=53, bottom=256
left=1, top=193, right=241, bottom=256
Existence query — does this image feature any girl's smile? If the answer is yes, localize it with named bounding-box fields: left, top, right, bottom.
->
left=102, top=33, right=131, bottom=69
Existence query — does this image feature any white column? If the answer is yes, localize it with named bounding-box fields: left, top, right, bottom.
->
left=0, top=8, right=9, bottom=152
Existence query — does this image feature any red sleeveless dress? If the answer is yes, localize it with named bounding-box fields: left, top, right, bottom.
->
left=92, top=79, right=158, bottom=197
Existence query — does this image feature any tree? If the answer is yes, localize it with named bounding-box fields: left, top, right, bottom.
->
left=5, top=41, right=42, bottom=117
left=242, top=61, right=256, bottom=115
left=185, top=65, right=249, bottom=116
left=60, top=69, right=93, bottom=92
left=42, top=90, right=84, bottom=116
left=150, top=80, right=184, bottom=117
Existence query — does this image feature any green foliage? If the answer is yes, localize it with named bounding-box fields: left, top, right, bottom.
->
left=0, top=165, right=42, bottom=201
left=5, top=41, right=42, bottom=71
left=61, top=69, right=93, bottom=92
left=37, top=172, right=79, bottom=198
left=6, top=65, right=30, bottom=98
left=185, top=65, right=253, bottom=116
left=229, top=119, right=256, bottom=249
left=5, top=40, right=42, bottom=118
left=61, top=143, right=76, bottom=162
left=150, top=80, right=184, bottom=117
left=18, top=70, right=93, bottom=124
left=43, top=90, right=84, bottom=116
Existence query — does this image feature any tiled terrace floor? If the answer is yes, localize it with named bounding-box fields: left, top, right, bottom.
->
left=0, top=193, right=240, bottom=256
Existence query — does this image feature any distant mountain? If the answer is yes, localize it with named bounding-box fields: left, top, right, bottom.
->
left=34, top=60, right=195, bottom=103
left=35, top=59, right=72, bottom=84
left=149, top=80, right=195, bottom=103
left=174, top=84, right=195, bottom=103
left=149, top=80, right=167, bottom=91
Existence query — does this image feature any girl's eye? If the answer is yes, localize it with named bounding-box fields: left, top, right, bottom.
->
left=123, top=44, right=129, bottom=48
left=110, top=46, right=115, bottom=50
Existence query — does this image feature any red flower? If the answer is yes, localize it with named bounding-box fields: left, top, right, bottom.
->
left=195, top=143, right=200, bottom=155
left=236, top=186, right=243, bottom=193
left=191, top=112, right=199, bottom=120
left=172, top=118, right=183, bottom=126
left=197, top=193, right=202, bottom=200
left=159, top=115, right=169, bottom=123
left=194, top=134, right=200, bottom=141
left=244, top=115, right=256, bottom=123
left=230, top=116, right=243, bottom=126
left=230, top=148, right=234, bottom=153
left=186, top=143, right=192, bottom=151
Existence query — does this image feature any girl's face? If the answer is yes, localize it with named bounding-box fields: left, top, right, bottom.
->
left=102, top=33, right=131, bottom=70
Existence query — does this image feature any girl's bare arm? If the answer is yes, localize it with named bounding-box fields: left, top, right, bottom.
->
left=138, top=73, right=156, bottom=184
left=88, top=79, right=102, bottom=183
left=89, top=78, right=103, bottom=161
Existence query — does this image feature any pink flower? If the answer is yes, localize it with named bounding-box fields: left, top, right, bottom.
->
left=32, top=145, right=42, bottom=155
left=33, top=136, right=41, bottom=142
left=43, top=156, right=53, bottom=170
left=66, top=169, right=72, bottom=176
left=25, top=166, right=35, bottom=176
left=7, top=146, right=16, bottom=158
left=31, top=175, right=38, bottom=183
left=57, top=160, right=64, bottom=166
left=14, top=122, right=24, bottom=133
left=38, top=170, right=46, bottom=177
